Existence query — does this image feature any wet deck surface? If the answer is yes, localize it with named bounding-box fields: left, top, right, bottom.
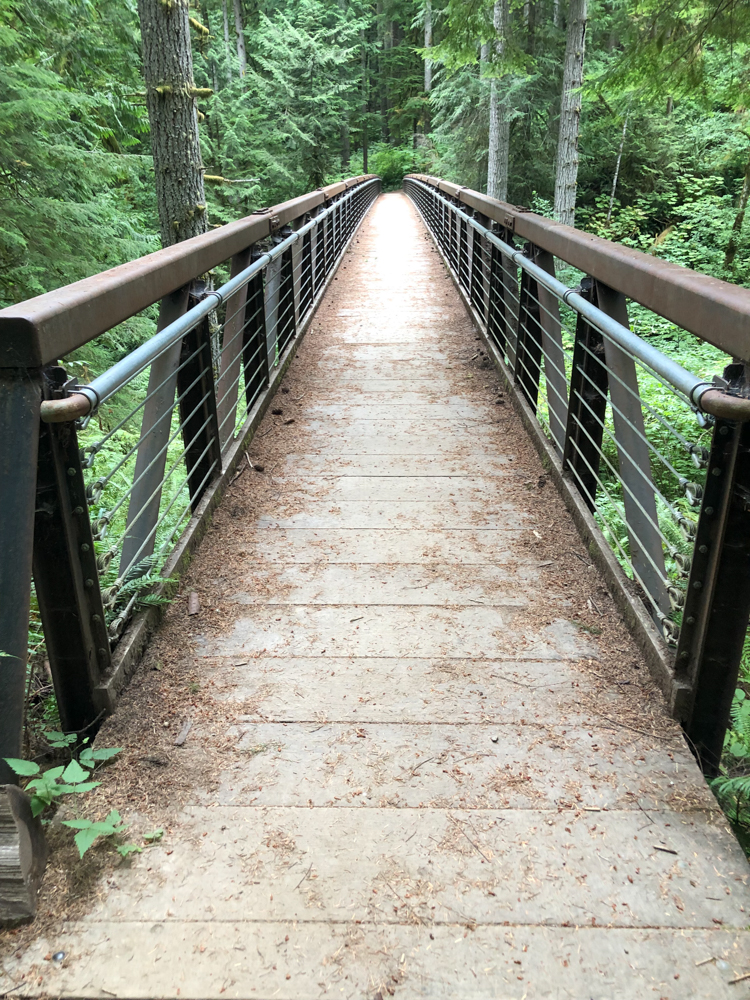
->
left=7, top=193, right=750, bottom=997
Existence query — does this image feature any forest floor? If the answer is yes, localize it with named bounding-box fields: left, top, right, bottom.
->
left=2, top=192, right=749, bottom=998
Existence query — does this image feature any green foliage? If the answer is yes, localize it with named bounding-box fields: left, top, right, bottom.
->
left=3, top=733, right=140, bottom=858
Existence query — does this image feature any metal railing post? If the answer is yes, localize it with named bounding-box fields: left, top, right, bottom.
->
left=216, top=247, right=254, bottom=454
left=119, top=286, right=191, bottom=575
left=277, top=229, right=297, bottom=355
left=534, top=249, right=569, bottom=456
left=32, top=367, right=111, bottom=733
left=176, top=301, right=222, bottom=511
left=264, top=240, right=283, bottom=373
left=595, top=281, right=670, bottom=616
left=470, top=212, right=488, bottom=315
left=514, top=247, right=544, bottom=411
left=0, top=371, right=42, bottom=782
left=562, top=278, right=608, bottom=511
left=242, top=252, right=269, bottom=410
left=459, top=213, right=470, bottom=295
left=675, top=366, right=750, bottom=773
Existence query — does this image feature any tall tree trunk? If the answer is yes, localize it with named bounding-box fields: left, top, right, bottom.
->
left=233, top=0, right=247, bottom=78
left=137, top=0, right=207, bottom=247
left=339, top=0, right=350, bottom=172
left=341, top=124, right=351, bottom=173
left=724, top=151, right=750, bottom=274
left=424, top=0, right=432, bottom=92
left=221, top=0, right=233, bottom=82
left=487, top=0, right=510, bottom=201
left=554, top=0, right=587, bottom=227
left=606, top=110, right=629, bottom=224
left=377, top=2, right=390, bottom=141
left=361, top=30, right=368, bottom=171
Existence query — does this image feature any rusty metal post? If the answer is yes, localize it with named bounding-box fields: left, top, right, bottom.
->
left=563, top=278, right=608, bottom=511
left=0, top=371, right=42, bottom=783
left=675, top=366, right=750, bottom=773
left=276, top=237, right=297, bottom=357
left=595, top=282, right=670, bottom=616
left=459, top=215, right=470, bottom=295
left=514, top=251, right=544, bottom=411
left=470, top=213, right=488, bottom=316
left=242, top=258, right=268, bottom=413
left=534, top=249, right=569, bottom=456
left=264, top=245, right=283, bottom=373
left=299, top=228, right=313, bottom=320
left=176, top=309, right=222, bottom=511
left=216, top=247, right=253, bottom=454
left=119, top=286, right=191, bottom=576
left=33, top=367, right=111, bottom=733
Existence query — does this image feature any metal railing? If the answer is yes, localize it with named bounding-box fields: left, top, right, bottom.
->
left=405, top=174, right=750, bottom=774
left=0, top=175, right=380, bottom=781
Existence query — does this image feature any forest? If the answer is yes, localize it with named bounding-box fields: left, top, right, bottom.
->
left=2, top=0, right=750, bottom=833
left=2, top=0, right=750, bottom=309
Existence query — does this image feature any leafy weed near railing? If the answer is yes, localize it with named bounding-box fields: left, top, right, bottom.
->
left=4, top=731, right=140, bottom=860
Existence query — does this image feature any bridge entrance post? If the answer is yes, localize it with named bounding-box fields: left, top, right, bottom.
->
left=562, top=278, right=608, bottom=511
left=675, top=364, right=750, bottom=774
left=0, top=371, right=42, bottom=782
left=32, top=367, right=111, bottom=733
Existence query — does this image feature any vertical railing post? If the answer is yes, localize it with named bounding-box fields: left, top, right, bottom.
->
left=118, top=286, right=191, bottom=575
left=459, top=213, right=470, bottom=295
left=277, top=231, right=297, bottom=356
left=514, top=246, right=544, bottom=411
left=534, top=249, right=569, bottom=456
left=562, top=278, right=608, bottom=511
left=0, top=370, right=42, bottom=782
left=675, top=365, right=750, bottom=772
left=264, top=237, right=284, bottom=374
left=33, top=367, right=111, bottom=733
left=595, top=281, right=670, bottom=616
left=242, top=251, right=268, bottom=413
left=216, top=247, right=253, bottom=455
left=176, top=289, right=222, bottom=511
left=470, top=213, right=488, bottom=315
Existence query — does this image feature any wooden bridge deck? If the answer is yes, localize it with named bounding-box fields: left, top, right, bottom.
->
left=6, top=193, right=750, bottom=998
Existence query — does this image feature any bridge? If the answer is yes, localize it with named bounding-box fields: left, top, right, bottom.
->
left=1, top=176, right=750, bottom=996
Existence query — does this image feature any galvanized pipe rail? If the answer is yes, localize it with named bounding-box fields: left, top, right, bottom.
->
left=0, top=175, right=380, bottom=784
left=405, top=174, right=750, bottom=775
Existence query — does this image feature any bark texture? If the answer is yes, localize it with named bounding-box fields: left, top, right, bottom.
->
left=424, top=0, right=432, bottom=92
left=553, top=0, right=587, bottom=227
left=233, top=0, right=247, bottom=77
left=361, top=30, right=368, bottom=171
left=487, top=0, right=510, bottom=202
left=138, top=0, right=208, bottom=248
left=221, top=0, right=233, bottom=81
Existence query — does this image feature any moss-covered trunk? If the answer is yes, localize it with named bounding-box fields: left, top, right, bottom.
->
left=137, top=0, right=208, bottom=248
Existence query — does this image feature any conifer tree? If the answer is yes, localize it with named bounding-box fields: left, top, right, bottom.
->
left=137, top=0, right=208, bottom=246
left=554, top=0, right=587, bottom=226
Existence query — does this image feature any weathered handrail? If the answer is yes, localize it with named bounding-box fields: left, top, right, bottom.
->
left=408, top=174, right=750, bottom=364
left=38, top=189, right=360, bottom=423
left=415, top=183, right=750, bottom=423
left=405, top=173, right=750, bottom=776
left=0, top=176, right=376, bottom=368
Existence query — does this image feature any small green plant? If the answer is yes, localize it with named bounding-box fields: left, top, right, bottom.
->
left=4, top=733, right=140, bottom=859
